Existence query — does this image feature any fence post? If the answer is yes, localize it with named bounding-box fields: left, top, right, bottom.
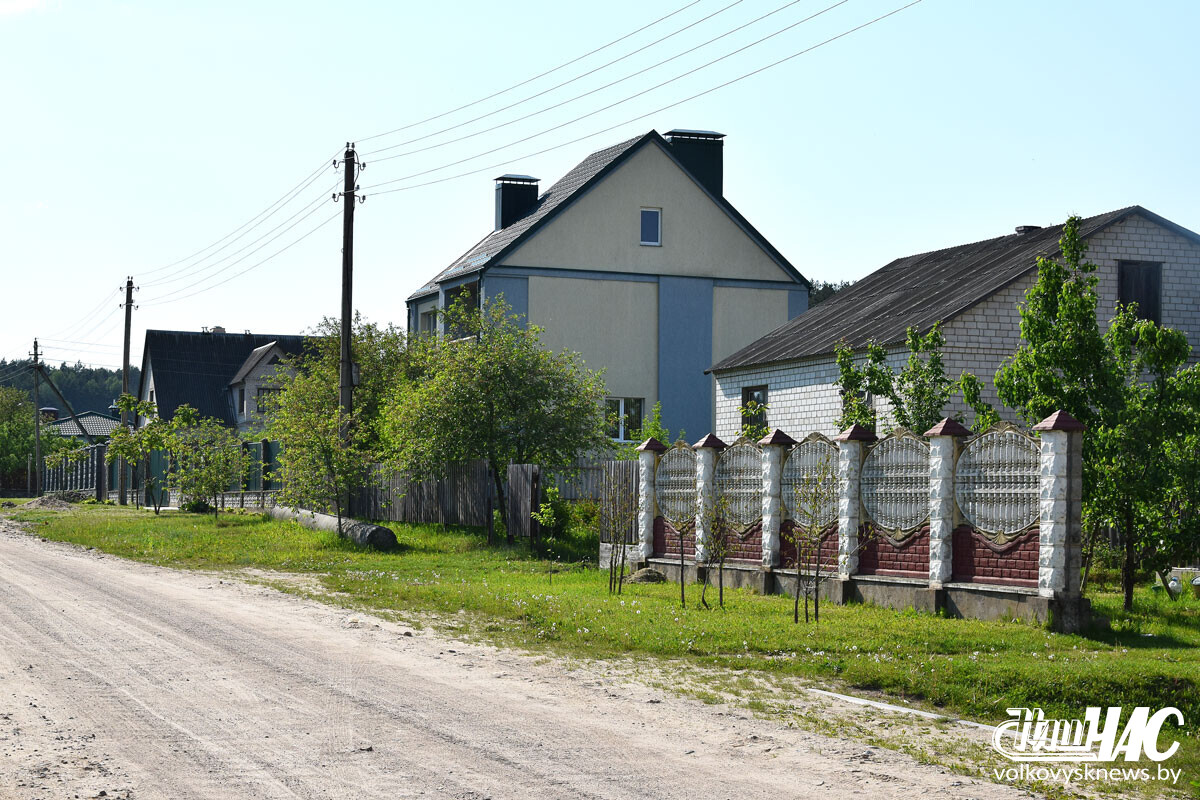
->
left=925, top=418, right=971, bottom=588
left=693, top=434, right=726, bottom=564
left=1032, top=411, right=1086, bottom=600
left=758, top=429, right=795, bottom=568
left=834, top=424, right=875, bottom=579
left=636, top=438, right=667, bottom=562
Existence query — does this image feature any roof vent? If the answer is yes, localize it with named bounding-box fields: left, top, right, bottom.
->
left=665, top=129, right=725, bottom=196
left=211, top=325, right=226, bottom=334
left=1015, top=225, right=1042, bottom=235
left=494, top=174, right=539, bottom=231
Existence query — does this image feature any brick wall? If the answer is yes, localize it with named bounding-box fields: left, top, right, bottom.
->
left=713, top=213, right=1200, bottom=436
left=951, top=526, right=1038, bottom=586
left=653, top=516, right=695, bottom=559
left=778, top=522, right=838, bottom=570
left=859, top=527, right=929, bottom=577
left=724, top=520, right=762, bottom=563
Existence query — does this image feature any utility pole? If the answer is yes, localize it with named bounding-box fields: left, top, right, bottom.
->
left=119, top=277, right=136, bottom=505
left=31, top=339, right=41, bottom=496
left=335, top=144, right=363, bottom=425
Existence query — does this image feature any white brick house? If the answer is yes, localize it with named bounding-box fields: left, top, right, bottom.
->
left=710, top=206, right=1200, bottom=438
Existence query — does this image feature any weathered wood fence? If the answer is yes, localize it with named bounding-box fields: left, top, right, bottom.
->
left=358, top=460, right=493, bottom=527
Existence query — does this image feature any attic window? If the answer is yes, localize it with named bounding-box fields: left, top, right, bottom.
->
left=267, top=354, right=280, bottom=366
left=640, top=208, right=661, bottom=246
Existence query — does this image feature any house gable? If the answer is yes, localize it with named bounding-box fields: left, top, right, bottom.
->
left=496, top=140, right=796, bottom=284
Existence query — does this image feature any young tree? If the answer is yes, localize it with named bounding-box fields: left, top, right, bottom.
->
left=0, top=385, right=73, bottom=488
left=834, top=323, right=995, bottom=434
left=105, top=394, right=171, bottom=513
left=165, top=405, right=254, bottom=518
left=995, top=216, right=1200, bottom=610
left=384, top=297, right=611, bottom=536
left=700, top=495, right=734, bottom=609
left=784, top=448, right=840, bottom=623
left=267, top=315, right=408, bottom=530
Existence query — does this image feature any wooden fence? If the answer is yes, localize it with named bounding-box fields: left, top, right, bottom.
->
left=358, top=460, right=493, bottom=527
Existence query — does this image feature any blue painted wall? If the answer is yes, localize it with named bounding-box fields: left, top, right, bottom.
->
left=658, top=276, right=714, bottom=441
left=483, top=276, right=529, bottom=323
left=788, top=287, right=809, bottom=319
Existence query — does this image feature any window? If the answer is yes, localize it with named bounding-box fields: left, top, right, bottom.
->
left=256, top=387, right=279, bottom=414
left=640, top=208, right=661, bottom=246
left=419, top=309, right=437, bottom=334
left=606, top=397, right=644, bottom=441
left=741, top=385, right=767, bottom=432
left=238, top=387, right=246, bottom=415
left=1118, top=261, right=1162, bottom=325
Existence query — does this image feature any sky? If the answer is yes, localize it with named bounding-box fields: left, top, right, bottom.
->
left=2, top=0, right=1198, bottom=371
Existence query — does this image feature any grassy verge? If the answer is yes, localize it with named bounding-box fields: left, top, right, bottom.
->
left=9, top=504, right=1199, bottom=796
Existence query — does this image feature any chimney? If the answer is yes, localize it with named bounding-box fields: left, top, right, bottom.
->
left=211, top=325, right=226, bottom=334
left=40, top=406, right=59, bottom=421
left=665, top=129, right=725, bottom=196
left=1015, top=225, right=1042, bottom=235
left=494, top=175, right=539, bottom=230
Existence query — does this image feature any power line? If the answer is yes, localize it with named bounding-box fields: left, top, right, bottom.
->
left=362, top=0, right=852, bottom=190
left=360, top=0, right=746, bottom=159
left=37, top=338, right=120, bottom=349
left=356, top=0, right=708, bottom=144
left=367, top=0, right=922, bottom=197
left=141, top=178, right=340, bottom=288
left=141, top=209, right=341, bottom=306
left=45, top=288, right=122, bottom=341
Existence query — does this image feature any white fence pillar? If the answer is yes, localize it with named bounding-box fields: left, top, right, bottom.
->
left=759, top=429, right=795, bottom=568
left=834, top=424, right=875, bottom=578
left=924, top=418, right=971, bottom=587
left=636, top=438, right=666, bottom=561
left=693, top=434, right=726, bottom=564
left=1033, top=411, right=1086, bottom=598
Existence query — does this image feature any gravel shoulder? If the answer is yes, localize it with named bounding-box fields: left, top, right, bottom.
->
left=0, top=520, right=1034, bottom=800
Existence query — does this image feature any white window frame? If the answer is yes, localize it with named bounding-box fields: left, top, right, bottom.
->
left=640, top=207, right=662, bottom=247
left=607, top=397, right=644, bottom=442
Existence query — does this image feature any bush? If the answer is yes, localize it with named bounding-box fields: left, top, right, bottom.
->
left=181, top=498, right=213, bottom=514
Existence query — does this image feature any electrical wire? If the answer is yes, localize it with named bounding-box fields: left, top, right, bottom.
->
left=356, top=0, right=708, bottom=144
left=367, top=0, right=922, bottom=197
left=360, top=0, right=746, bottom=159
left=45, top=288, right=122, bottom=341
left=362, top=0, right=851, bottom=189
left=142, top=209, right=341, bottom=306
left=142, top=178, right=340, bottom=288
left=37, top=338, right=120, bottom=350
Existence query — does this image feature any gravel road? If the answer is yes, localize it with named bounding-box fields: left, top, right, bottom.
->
left=0, top=522, right=1031, bottom=800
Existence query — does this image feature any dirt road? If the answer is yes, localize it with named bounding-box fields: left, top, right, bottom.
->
left=0, top=522, right=1029, bottom=799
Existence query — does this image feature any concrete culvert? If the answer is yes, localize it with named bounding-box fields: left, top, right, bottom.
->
left=269, top=507, right=398, bottom=551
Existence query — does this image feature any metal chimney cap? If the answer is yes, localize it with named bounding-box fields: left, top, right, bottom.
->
left=494, top=174, right=539, bottom=183
left=1015, top=225, right=1042, bottom=235
left=664, top=129, right=725, bottom=140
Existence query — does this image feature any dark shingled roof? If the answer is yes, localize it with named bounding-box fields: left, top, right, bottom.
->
left=139, top=330, right=307, bottom=425
left=409, top=130, right=807, bottom=300
left=51, top=411, right=120, bottom=439
left=711, top=206, right=1200, bottom=373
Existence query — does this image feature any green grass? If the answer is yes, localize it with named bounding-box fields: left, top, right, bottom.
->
left=10, top=504, right=1200, bottom=794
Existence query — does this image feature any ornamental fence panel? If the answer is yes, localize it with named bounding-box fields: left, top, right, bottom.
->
left=860, top=429, right=930, bottom=538
left=954, top=424, right=1041, bottom=544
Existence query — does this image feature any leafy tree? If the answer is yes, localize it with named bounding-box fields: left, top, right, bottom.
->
left=784, top=449, right=841, bottom=623
left=0, top=385, right=73, bottom=488
left=616, top=401, right=683, bottom=459
left=105, top=394, right=170, bottom=513
left=700, top=495, right=734, bottom=609
left=834, top=323, right=994, bottom=434
left=0, top=360, right=138, bottom=416
left=808, top=279, right=854, bottom=307
left=995, top=216, right=1200, bottom=610
left=165, top=405, right=255, bottom=518
left=385, top=297, right=611, bottom=538
left=267, top=315, right=407, bottom=529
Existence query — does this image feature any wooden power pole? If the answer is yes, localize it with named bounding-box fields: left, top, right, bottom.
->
left=336, top=144, right=361, bottom=424
left=119, top=277, right=135, bottom=505
left=31, top=339, right=41, bottom=496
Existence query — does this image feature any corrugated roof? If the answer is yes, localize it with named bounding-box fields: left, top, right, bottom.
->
left=139, top=330, right=308, bottom=425
left=711, top=206, right=1197, bottom=373
left=51, top=411, right=120, bottom=438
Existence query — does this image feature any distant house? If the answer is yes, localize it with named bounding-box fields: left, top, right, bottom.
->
left=710, top=206, right=1200, bottom=437
left=50, top=410, right=121, bottom=443
left=137, top=328, right=307, bottom=434
left=406, top=129, right=809, bottom=440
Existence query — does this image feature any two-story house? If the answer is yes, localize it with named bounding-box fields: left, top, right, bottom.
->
left=406, top=129, right=809, bottom=440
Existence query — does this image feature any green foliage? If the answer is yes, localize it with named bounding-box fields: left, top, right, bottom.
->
left=0, top=384, right=73, bottom=487
left=995, top=216, right=1200, bottom=611
left=738, top=400, right=770, bottom=442
left=834, top=323, right=995, bottom=434
left=105, top=394, right=170, bottom=511
left=384, top=296, right=612, bottom=529
left=531, top=485, right=570, bottom=539
left=163, top=405, right=255, bottom=517
left=0, top=359, right=138, bottom=416
left=268, top=315, right=408, bottom=525
left=808, top=279, right=854, bottom=307
left=785, top=449, right=841, bottom=623
left=615, top=400, right=680, bottom=459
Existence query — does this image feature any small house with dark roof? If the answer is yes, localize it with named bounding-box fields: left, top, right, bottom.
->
left=137, top=329, right=308, bottom=434
left=406, top=129, right=809, bottom=441
left=710, top=206, right=1200, bottom=437
left=50, top=410, right=121, bottom=442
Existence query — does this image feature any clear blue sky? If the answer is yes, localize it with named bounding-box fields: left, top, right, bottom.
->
left=3, top=0, right=1197, bottom=369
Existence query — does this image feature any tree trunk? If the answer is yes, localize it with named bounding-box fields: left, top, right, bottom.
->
left=1122, top=504, right=1136, bottom=612
left=490, top=464, right=511, bottom=545
left=718, top=562, right=724, bottom=609
left=793, top=560, right=801, bottom=624
left=678, top=533, right=686, bottom=609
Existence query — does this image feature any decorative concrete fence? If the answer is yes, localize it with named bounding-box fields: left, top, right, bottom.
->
left=630, top=411, right=1090, bottom=631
